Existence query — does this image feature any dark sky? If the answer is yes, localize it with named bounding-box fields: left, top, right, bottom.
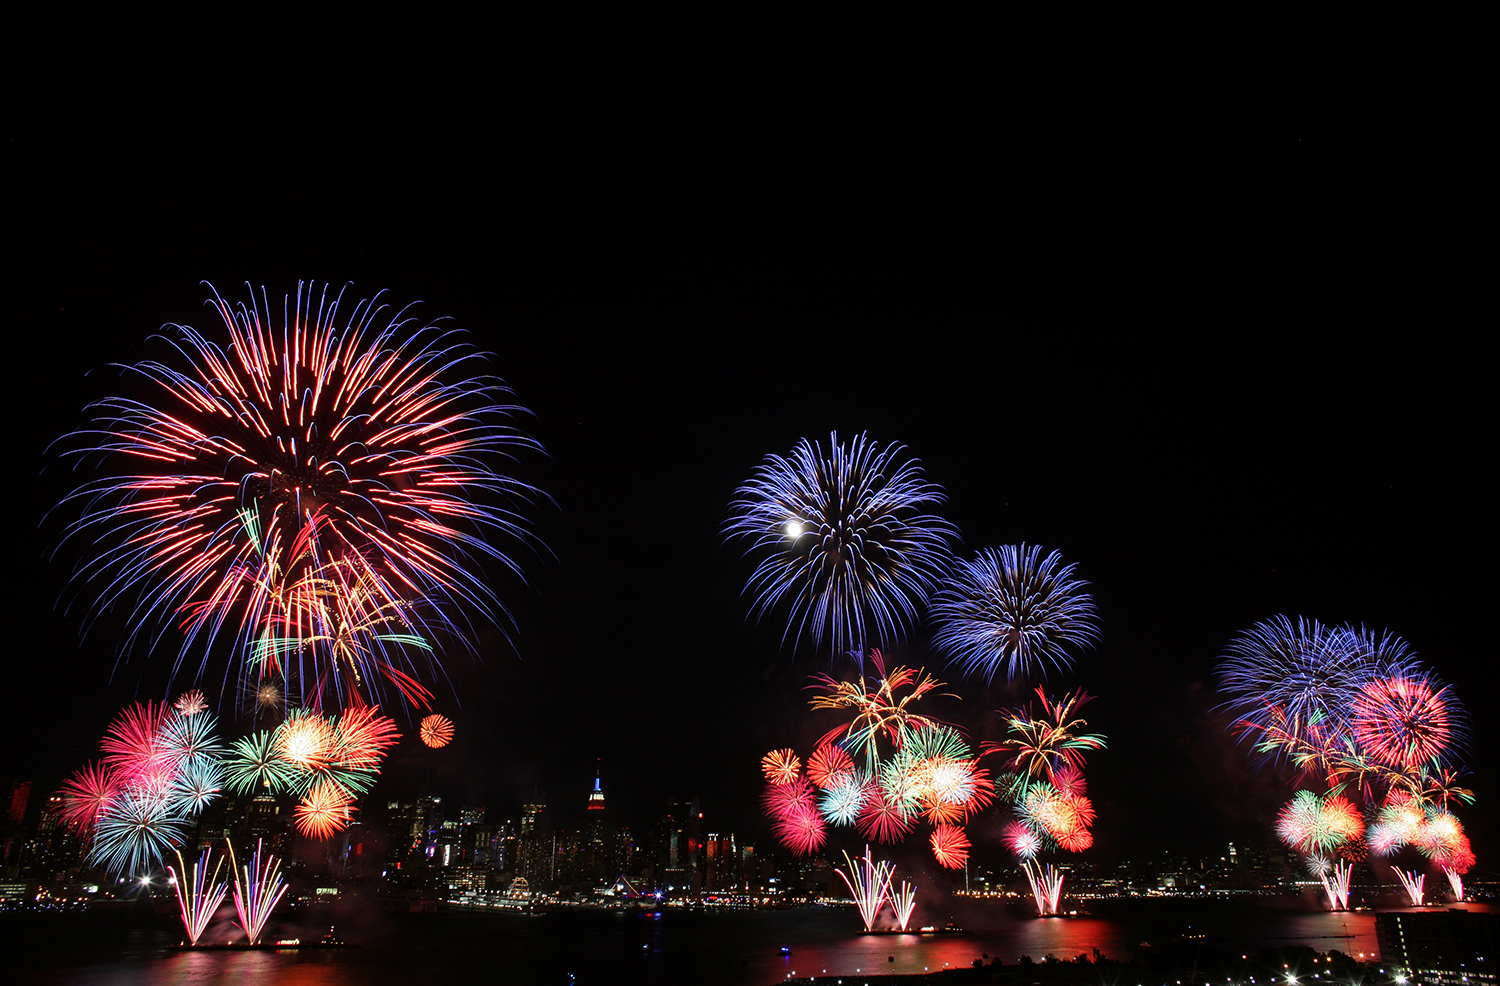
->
left=9, top=11, right=1487, bottom=866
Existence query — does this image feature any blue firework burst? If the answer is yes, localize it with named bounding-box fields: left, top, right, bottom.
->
left=930, top=545, right=1098, bottom=683
left=724, top=432, right=958, bottom=659
left=90, top=788, right=192, bottom=876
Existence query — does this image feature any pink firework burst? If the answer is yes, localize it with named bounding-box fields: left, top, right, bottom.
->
left=57, top=761, right=120, bottom=835
left=772, top=802, right=828, bottom=856
left=762, top=776, right=817, bottom=819
left=99, top=702, right=172, bottom=785
left=1004, top=820, right=1042, bottom=859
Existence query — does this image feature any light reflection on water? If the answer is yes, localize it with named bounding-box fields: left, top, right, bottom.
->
left=7, top=899, right=1448, bottom=986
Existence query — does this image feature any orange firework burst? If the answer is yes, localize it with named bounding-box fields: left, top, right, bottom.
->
left=294, top=780, right=356, bottom=839
left=930, top=824, right=971, bottom=868
left=419, top=714, right=455, bottom=749
left=761, top=749, right=802, bottom=786
left=277, top=711, right=337, bottom=771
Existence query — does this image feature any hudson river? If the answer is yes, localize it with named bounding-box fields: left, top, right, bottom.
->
left=8, top=896, right=1447, bottom=986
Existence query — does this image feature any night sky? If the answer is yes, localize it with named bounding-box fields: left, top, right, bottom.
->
left=9, top=11, right=1487, bottom=867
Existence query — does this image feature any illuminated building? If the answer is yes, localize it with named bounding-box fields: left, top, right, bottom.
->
left=1375, top=909, right=1498, bottom=984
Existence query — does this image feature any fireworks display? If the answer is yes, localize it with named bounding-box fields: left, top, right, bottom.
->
left=1219, top=616, right=1477, bottom=906
left=53, top=282, right=544, bottom=709
left=990, top=688, right=1106, bottom=914
left=58, top=700, right=225, bottom=874
left=760, top=653, right=997, bottom=867
left=1274, top=790, right=1364, bottom=909
left=931, top=545, right=1099, bottom=683
left=59, top=694, right=400, bottom=874
left=724, top=432, right=958, bottom=658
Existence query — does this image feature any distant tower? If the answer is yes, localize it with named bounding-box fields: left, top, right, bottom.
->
left=587, top=761, right=606, bottom=812
left=583, top=761, right=610, bottom=883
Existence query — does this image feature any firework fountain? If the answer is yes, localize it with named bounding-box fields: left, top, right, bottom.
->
left=836, top=846, right=896, bottom=931
left=168, top=847, right=228, bottom=945
left=889, top=879, right=918, bottom=931
left=1394, top=869, right=1425, bottom=907
left=1022, top=860, right=1065, bottom=917
left=231, top=839, right=289, bottom=944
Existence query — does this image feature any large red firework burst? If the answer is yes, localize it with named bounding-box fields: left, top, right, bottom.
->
left=1351, top=677, right=1452, bottom=769
left=55, top=282, right=543, bottom=709
left=929, top=824, right=971, bottom=869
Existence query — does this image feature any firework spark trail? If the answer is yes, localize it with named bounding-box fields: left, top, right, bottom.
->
left=931, top=545, right=1098, bottom=683
left=53, top=282, right=545, bottom=708
left=169, top=848, right=227, bottom=945
left=1023, top=859, right=1064, bottom=916
left=231, top=839, right=289, bottom=944
left=1394, top=868, right=1425, bottom=907
left=836, top=846, right=895, bottom=932
left=724, top=432, right=958, bottom=658
left=890, top=880, right=917, bottom=931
